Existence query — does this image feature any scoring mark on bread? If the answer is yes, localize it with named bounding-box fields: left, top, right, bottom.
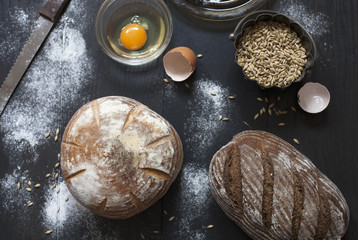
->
left=65, top=169, right=86, bottom=183
left=291, top=170, right=305, bottom=239
left=91, top=100, right=101, bottom=127
left=146, top=135, right=173, bottom=148
left=97, top=197, right=108, bottom=215
left=62, top=141, right=84, bottom=149
left=122, top=104, right=147, bottom=131
left=314, top=172, right=331, bottom=240
left=223, top=143, right=243, bottom=214
left=129, top=192, right=146, bottom=210
left=261, top=147, right=274, bottom=230
left=140, top=168, right=171, bottom=180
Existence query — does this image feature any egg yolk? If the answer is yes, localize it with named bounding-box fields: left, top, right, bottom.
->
left=120, top=24, right=147, bottom=51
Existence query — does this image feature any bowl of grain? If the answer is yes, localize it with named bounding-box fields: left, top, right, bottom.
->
left=229, top=10, right=316, bottom=89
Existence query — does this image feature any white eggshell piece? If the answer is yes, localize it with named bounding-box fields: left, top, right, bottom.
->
left=297, top=82, right=330, bottom=113
left=163, top=51, right=194, bottom=82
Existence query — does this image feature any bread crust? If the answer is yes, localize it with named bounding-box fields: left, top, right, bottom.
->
left=209, top=130, right=349, bottom=240
left=61, top=96, right=183, bottom=219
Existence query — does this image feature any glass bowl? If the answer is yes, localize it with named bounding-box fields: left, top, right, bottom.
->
left=95, top=0, right=173, bottom=66
left=169, top=0, right=268, bottom=21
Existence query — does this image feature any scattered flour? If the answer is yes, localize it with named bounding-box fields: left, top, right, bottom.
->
left=0, top=168, right=33, bottom=213
left=173, top=163, right=211, bottom=240
left=41, top=179, right=111, bottom=239
left=273, top=0, right=330, bottom=39
left=0, top=7, right=36, bottom=63
left=184, top=78, right=232, bottom=158
left=0, top=1, right=93, bottom=164
left=0, top=1, right=105, bottom=238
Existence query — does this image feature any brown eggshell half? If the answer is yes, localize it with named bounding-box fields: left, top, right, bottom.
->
left=163, top=47, right=196, bottom=82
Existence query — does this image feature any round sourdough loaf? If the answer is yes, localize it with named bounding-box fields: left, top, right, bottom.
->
left=209, top=130, right=349, bottom=240
left=61, top=96, right=183, bottom=219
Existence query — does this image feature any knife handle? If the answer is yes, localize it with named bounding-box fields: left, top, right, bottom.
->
left=39, top=0, right=71, bottom=22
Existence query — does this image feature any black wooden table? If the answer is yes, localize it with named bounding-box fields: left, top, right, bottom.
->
left=0, top=0, right=357, bottom=239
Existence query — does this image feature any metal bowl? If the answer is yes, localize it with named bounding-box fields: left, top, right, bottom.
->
left=229, top=10, right=317, bottom=89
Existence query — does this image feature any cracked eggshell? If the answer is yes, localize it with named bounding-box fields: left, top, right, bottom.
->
left=297, top=82, right=330, bottom=113
left=163, top=47, right=196, bottom=82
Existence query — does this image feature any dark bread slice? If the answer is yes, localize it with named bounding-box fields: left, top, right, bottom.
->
left=209, top=130, right=349, bottom=240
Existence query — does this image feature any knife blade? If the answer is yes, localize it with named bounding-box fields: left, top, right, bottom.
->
left=0, top=0, right=70, bottom=117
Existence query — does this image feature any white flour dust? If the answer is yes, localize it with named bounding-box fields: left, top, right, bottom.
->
left=0, top=168, right=33, bottom=213
left=184, top=79, right=231, bottom=158
left=173, top=163, right=210, bottom=240
left=0, top=1, right=92, bottom=164
left=42, top=180, right=103, bottom=237
left=0, top=8, right=36, bottom=62
left=273, top=0, right=330, bottom=39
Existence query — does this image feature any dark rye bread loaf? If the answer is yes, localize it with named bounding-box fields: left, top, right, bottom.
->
left=209, top=130, right=349, bottom=240
left=61, top=96, right=183, bottom=219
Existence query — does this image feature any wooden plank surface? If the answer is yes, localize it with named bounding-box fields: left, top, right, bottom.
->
left=0, top=0, right=357, bottom=239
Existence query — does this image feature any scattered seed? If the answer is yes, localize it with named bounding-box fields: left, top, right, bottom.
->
left=52, top=183, right=56, bottom=189
left=277, top=96, right=281, bottom=102
left=55, top=162, right=60, bottom=168
left=46, top=173, right=51, bottom=178
left=254, top=113, right=259, bottom=120
left=210, top=91, right=216, bottom=96
left=264, top=97, right=269, bottom=103
left=268, top=109, right=272, bottom=115
left=55, top=173, right=59, bottom=179
left=218, top=115, right=223, bottom=121
left=262, top=107, right=266, bottom=113
left=17, top=182, right=21, bottom=190
left=269, top=103, right=275, bottom=109
left=163, top=210, right=168, bottom=215
left=57, top=205, right=60, bottom=212
left=65, top=196, right=69, bottom=202
left=28, top=202, right=34, bottom=207
left=34, top=184, right=41, bottom=188
left=56, top=128, right=59, bottom=136
left=260, top=108, right=264, bottom=116
left=153, top=230, right=160, bottom=234
left=291, top=106, right=297, bottom=112
left=140, top=233, right=145, bottom=240
left=57, top=187, right=61, bottom=194
left=184, top=83, right=190, bottom=88
left=228, top=96, right=235, bottom=99
left=207, top=225, right=214, bottom=229
left=45, top=132, right=50, bottom=138
left=222, top=118, right=230, bottom=121
left=28, top=181, right=32, bottom=187
left=197, top=53, right=203, bottom=58
left=169, top=216, right=175, bottom=222
left=45, top=230, right=53, bottom=235
left=243, top=121, right=251, bottom=128
left=293, top=138, right=300, bottom=144
left=54, top=135, right=58, bottom=142
left=278, top=123, right=286, bottom=126
left=26, top=188, right=31, bottom=192
left=257, top=97, right=263, bottom=102
left=57, top=153, right=61, bottom=160
left=163, top=78, right=169, bottom=83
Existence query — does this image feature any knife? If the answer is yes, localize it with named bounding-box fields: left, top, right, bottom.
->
left=0, top=0, right=70, bottom=117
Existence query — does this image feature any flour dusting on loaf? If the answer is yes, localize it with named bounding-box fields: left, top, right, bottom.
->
left=209, top=130, right=349, bottom=240
left=61, top=96, right=183, bottom=219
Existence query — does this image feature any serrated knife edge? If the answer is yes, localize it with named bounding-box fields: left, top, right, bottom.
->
left=0, top=17, right=53, bottom=115
left=0, top=0, right=70, bottom=117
